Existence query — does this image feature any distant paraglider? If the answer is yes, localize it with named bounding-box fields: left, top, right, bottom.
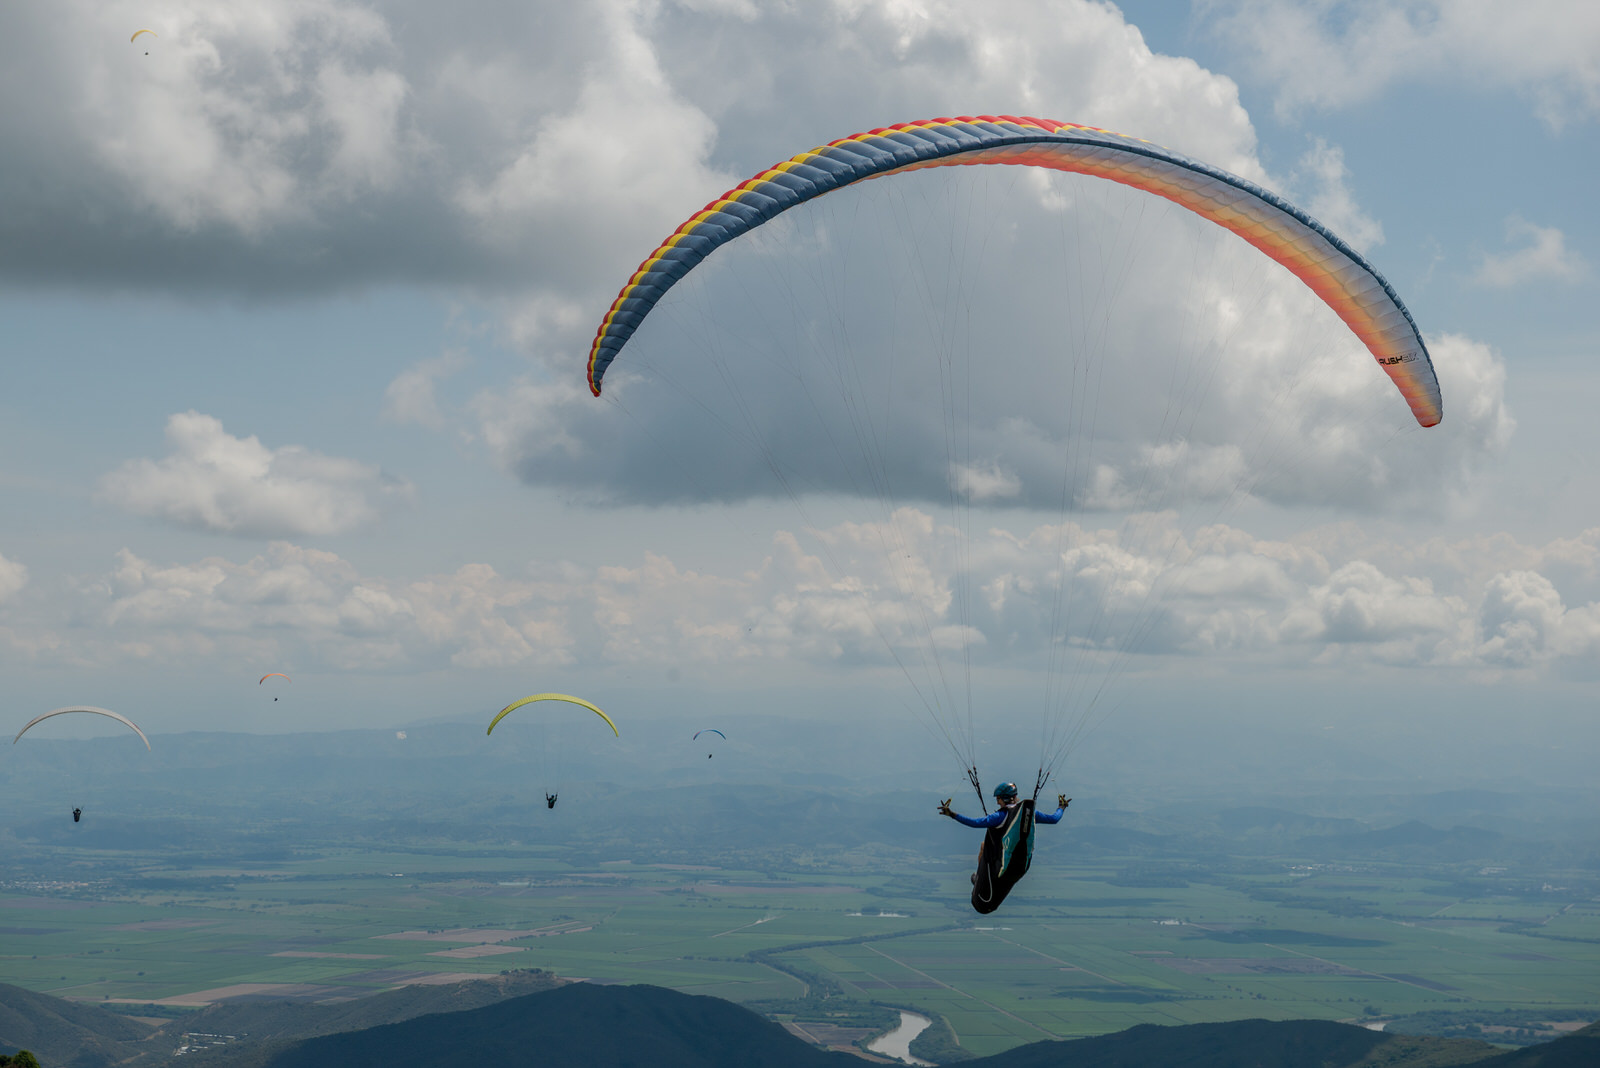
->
left=693, top=729, right=725, bottom=759
left=131, top=28, right=155, bottom=54
left=488, top=695, right=614, bottom=814
left=13, top=707, right=151, bottom=750
left=260, top=673, right=290, bottom=701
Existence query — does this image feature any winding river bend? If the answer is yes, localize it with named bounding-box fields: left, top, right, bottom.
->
left=866, top=1011, right=935, bottom=1066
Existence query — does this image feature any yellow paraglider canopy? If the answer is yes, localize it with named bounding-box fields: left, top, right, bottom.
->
left=130, top=29, right=157, bottom=42
left=486, top=694, right=617, bottom=737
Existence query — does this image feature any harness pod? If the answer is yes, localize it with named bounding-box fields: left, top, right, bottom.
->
left=971, top=798, right=1035, bottom=914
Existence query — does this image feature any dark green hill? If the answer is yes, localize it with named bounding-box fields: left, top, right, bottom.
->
left=962, top=1018, right=1500, bottom=1067
left=0, top=982, right=152, bottom=1068
left=1477, top=1022, right=1600, bottom=1067
left=167, top=967, right=558, bottom=1050
left=2, top=972, right=561, bottom=1067
left=227, top=982, right=860, bottom=1068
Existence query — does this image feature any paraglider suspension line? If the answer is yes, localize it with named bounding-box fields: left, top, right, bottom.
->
left=966, top=766, right=985, bottom=809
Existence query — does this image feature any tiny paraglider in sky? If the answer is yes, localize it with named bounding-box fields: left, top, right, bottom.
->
left=260, top=673, right=290, bottom=701
left=14, top=709, right=148, bottom=826
left=486, top=695, right=614, bottom=815
left=693, top=728, right=725, bottom=759
left=131, top=28, right=156, bottom=54
left=395, top=731, right=407, bottom=740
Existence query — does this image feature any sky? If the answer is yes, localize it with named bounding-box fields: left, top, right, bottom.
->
left=0, top=0, right=1596, bottom=790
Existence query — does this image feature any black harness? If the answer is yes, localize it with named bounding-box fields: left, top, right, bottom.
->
left=970, top=798, right=1035, bottom=914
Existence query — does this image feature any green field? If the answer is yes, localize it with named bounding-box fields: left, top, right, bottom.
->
left=3, top=847, right=1595, bottom=1059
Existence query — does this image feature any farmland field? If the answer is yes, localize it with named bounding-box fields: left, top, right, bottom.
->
left=4, top=842, right=1595, bottom=1058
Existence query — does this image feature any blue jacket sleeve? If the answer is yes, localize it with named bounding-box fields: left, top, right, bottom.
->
left=948, top=809, right=1005, bottom=828
left=1034, top=806, right=1067, bottom=824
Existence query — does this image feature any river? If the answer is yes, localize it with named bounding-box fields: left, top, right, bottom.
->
left=866, top=1011, right=936, bottom=1066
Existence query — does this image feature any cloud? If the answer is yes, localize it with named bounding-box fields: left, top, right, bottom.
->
left=0, top=550, right=28, bottom=602
left=0, top=0, right=733, bottom=300
left=5, top=517, right=1593, bottom=682
left=100, top=411, right=409, bottom=538
left=1472, top=216, right=1590, bottom=288
left=1201, top=0, right=1600, bottom=127
left=951, top=463, right=1022, bottom=502
left=1292, top=138, right=1383, bottom=253
left=86, top=543, right=574, bottom=671
left=1476, top=569, right=1600, bottom=667
left=383, top=350, right=469, bottom=428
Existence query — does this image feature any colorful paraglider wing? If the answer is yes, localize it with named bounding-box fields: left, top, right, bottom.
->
left=971, top=798, right=1034, bottom=915
left=587, top=116, right=1440, bottom=428
left=130, top=29, right=156, bottom=42
left=13, top=707, right=152, bottom=751
left=486, top=694, right=618, bottom=737
left=259, top=673, right=291, bottom=685
left=692, top=729, right=726, bottom=740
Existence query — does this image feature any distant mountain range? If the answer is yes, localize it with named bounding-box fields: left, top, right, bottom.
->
left=1, top=976, right=1594, bottom=1068
left=965, top=1018, right=1599, bottom=1067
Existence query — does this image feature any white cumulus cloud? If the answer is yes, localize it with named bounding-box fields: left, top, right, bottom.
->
left=1292, top=138, right=1383, bottom=253
left=1202, top=0, right=1600, bottom=128
left=9, top=519, right=1600, bottom=681
left=0, top=549, right=28, bottom=602
left=383, top=350, right=469, bottom=429
left=91, top=543, right=574, bottom=671
left=1473, top=216, right=1590, bottom=288
left=100, top=411, right=409, bottom=538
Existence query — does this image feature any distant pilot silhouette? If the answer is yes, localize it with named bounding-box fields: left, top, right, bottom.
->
left=72, top=807, right=82, bottom=823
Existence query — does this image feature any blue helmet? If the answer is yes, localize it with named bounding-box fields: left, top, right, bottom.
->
left=993, top=782, right=1019, bottom=800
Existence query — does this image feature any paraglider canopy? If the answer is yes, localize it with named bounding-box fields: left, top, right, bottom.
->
left=586, top=115, right=1441, bottom=429
left=692, top=729, right=725, bottom=741
left=130, top=29, right=156, bottom=41
left=486, top=694, right=617, bottom=736
left=13, top=707, right=151, bottom=750
left=259, top=673, right=290, bottom=684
